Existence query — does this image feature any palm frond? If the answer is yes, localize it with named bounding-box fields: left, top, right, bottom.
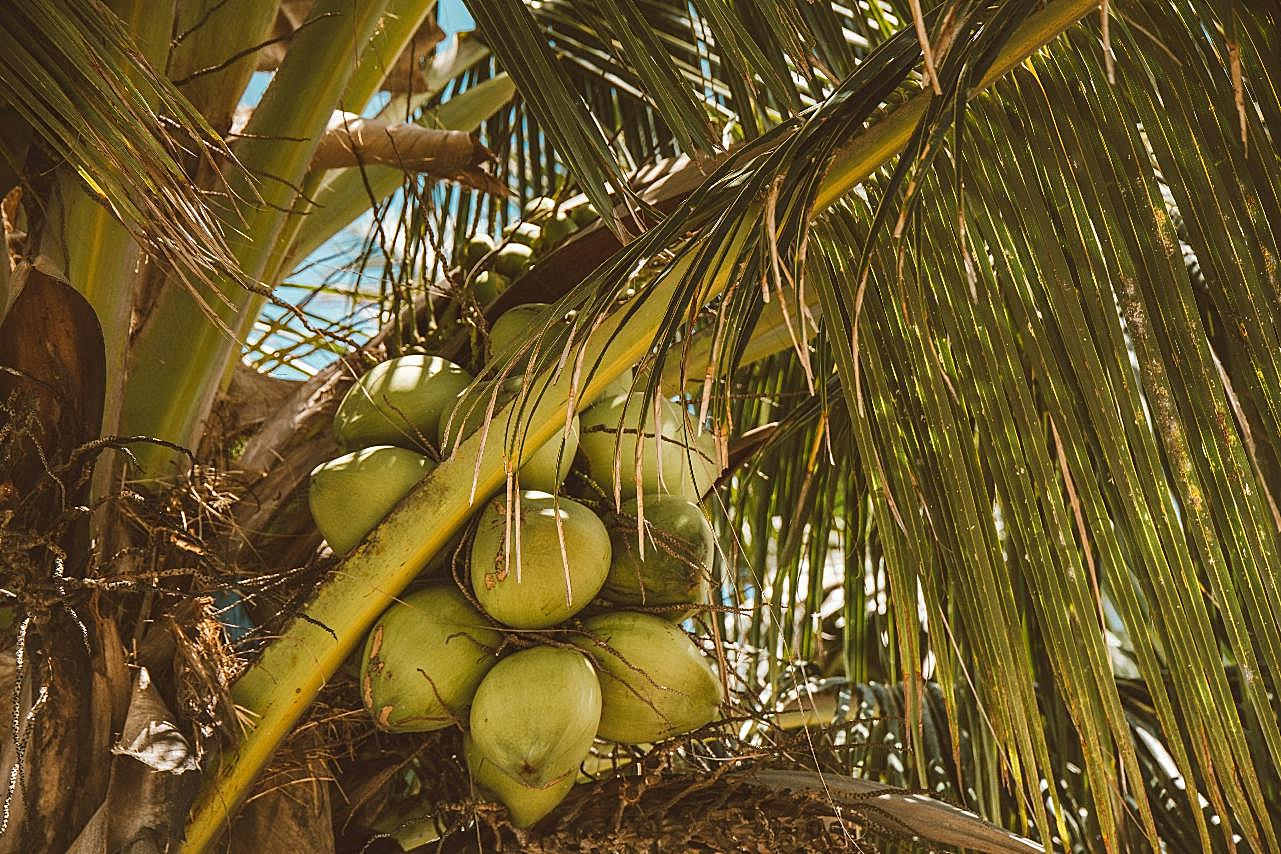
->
left=0, top=0, right=239, bottom=284
left=452, top=0, right=1281, bottom=850
left=468, top=0, right=642, bottom=235
left=699, top=3, right=1281, bottom=848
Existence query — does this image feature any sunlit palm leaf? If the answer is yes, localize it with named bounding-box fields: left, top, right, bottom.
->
left=466, top=0, right=1281, bottom=850
left=701, top=3, right=1281, bottom=848
left=0, top=0, right=238, bottom=284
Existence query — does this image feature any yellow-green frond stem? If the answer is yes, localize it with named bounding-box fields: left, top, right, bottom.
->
left=121, top=0, right=392, bottom=479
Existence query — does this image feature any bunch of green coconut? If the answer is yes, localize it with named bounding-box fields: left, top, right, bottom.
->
left=460, top=195, right=599, bottom=306
left=308, top=235, right=727, bottom=830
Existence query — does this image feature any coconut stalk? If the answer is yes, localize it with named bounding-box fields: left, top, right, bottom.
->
left=181, top=1, right=1100, bottom=848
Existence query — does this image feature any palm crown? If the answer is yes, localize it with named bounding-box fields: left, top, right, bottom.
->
left=0, top=0, right=1277, bottom=851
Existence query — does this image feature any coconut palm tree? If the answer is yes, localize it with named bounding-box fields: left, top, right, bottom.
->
left=0, top=0, right=1278, bottom=850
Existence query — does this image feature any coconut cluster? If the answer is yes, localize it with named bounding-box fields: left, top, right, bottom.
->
left=459, top=195, right=598, bottom=306
left=307, top=198, right=727, bottom=829
left=308, top=196, right=595, bottom=556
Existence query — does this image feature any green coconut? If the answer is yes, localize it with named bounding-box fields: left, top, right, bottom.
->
left=489, top=303, right=550, bottom=359
left=360, top=585, right=501, bottom=733
left=538, top=212, right=574, bottom=249
left=578, top=393, right=720, bottom=501
left=309, top=446, right=434, bottom=555
left=574, top=611, right=722, bottom=744
left=464, top=735, right=575, bottom=828
left=469, top=491, right=610, bottom=628
left=462, top=233, right=496, bottom=270
left=503, top=221, right=543, bottom=247
left=437, top=383, right=579, bottom=493
left=470, top=646, right=600, bottom=788
left=522, top=196, right=559, bottom=223
left=592, top=366, right=633, bottom=403
left=494, top=242, right=534, bottom=277
left=603, top=495, right=714, bottom=615
left=567, top=203, right=598, bottom=227
left=473, top=270, right=509, bottom=305
left=333, top=355, right=472, bottom=450
left=496, top=378, right=579, bottom=491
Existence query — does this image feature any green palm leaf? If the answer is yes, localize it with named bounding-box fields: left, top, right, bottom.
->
left=0, top=0, right=238, bottom=285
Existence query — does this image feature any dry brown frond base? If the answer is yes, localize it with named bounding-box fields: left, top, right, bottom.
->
left=474, top=772, right=887, bottom=853
left=328, top=721, right=924, bottom=854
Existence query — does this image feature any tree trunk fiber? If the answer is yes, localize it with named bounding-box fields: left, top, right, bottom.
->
left=24, top=620, right=95, bottom=850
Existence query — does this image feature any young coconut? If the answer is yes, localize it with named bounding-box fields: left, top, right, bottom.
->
left=489, top=303, right=551, bottom=359
left=469, top=491, right=610, bottom=628
left=469, top=646, right=600, bottom=788
left=309, top=446, right=434, bottom=555
left=503, top=221, right=542, bottom=247
left=333, top=355, right=472, bottom=450
left=593, top=366, right=634, bottom=402
left=472, top=270, right=508, bottom=305
left=538, top=212, right=574, bottom=249
left=573, top=611, right=722, bottom=744
left=462, top=233, right=496, bottom=270
left=494, top=242, right=534, bottom=277
left=360, top=585, right=501, bottom=732
left=437, top=382, right=579, bottom=493
left=578, top=393, right=720, bottom=501
left=464, top=735, right=575, bottom=828
left=603, top=494, right=714, bottom=616
left=522, top=196, right=559, bottom=223
left=567, top=203, right=598, bottom=227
